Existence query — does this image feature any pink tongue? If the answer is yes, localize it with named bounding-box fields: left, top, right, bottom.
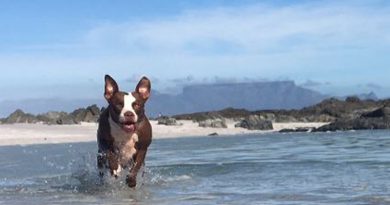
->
left=123, top=124, right=135, bottom=133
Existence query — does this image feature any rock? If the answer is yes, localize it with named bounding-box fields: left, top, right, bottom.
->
left=235, top=115, right=273, bottom=130
left=208, top=132, right=219, bottom=136
left=37, top=111, right=70, bottom=124
left=56, top=115, right=76, bottom=125
left=70, top=104, right=101, bottom=123
left=88, top=104, right=101, bottom=116
left=198, top=119, right=227, bottom=128
left=279, top=128, right=296, bottom=133
left=275, top=115, right=298, bottom=123
left=173, top=107, right=251, bottom=122
left=295, top=127, right=312, bottom=132
left=3, top=109, right=39, bottom=124
left=314, top=117, right=390, bottom=132
left=345, top=96, right=361, bottom=103
left=157, top=116, right=179, bottom=126
left=279, top=127, right=313, bottom=133
left=314, top=106, right=390, bottom=132
left=361, top=107, right=390, bottom=118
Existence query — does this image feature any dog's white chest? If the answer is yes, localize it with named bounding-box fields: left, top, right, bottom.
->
left=109, top=118, right=139, bottom=167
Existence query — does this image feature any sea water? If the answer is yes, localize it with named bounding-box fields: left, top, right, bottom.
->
left=1, top=130, right=390, bottom=204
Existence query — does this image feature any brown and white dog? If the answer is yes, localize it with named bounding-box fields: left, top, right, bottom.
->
left=97, top=74, right=152, bottom=188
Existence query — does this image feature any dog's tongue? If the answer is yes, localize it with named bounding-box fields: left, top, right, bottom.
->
left=123, top=124, right=136, bottom=133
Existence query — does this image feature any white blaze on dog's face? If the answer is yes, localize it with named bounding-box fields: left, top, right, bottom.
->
left=104, top=75, right=151, bottom=133
left=120, top=93, right=138, bottom=122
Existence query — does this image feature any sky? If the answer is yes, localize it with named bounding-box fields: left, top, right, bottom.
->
left=1, top=0, right=390, bottom=100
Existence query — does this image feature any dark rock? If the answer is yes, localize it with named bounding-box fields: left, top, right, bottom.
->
left=345, top=96, right=361, bottom=103
left=279, top=128, right=296, bottom=133
left=3, top=109, right=39, bottom=123
left=314, top=118, right=390, bottom=132
left=208, top=132, right=219, bottom=136
left=361, top=107, right=390, bottom=118
left=235, top=115, right=273, bottom=130
left=2, top=105, right=102, bottom=125
left=173, top=108, right=251, bottom=122
left=88, top=104, right=101, bottom=116
left=279, top=127, right=313, bottom=133
left=157, top=116, right=179, bottom=126
left=295, top=127, right=312, bottom=132
left=37, top=111, right=70, bottom=124
left=199, top=119, right=227, bottom=128
left=56, top=115, right=76, bottom=125
left=70, top=104, right=101, bottom=123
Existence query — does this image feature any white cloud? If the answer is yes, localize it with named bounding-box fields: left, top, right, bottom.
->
left=84, top=2, right=390, bottom=55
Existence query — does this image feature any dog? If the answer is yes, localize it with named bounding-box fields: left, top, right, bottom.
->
left=97, top=74, right=152, bottom=188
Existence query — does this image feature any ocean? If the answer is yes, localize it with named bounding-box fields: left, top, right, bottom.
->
left=1, top=130, right=390, bottom=204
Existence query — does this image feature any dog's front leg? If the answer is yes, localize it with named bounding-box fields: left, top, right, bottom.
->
left=126, top=149, right=147, bottom=188
left=106, top=151, right=120, bottom=178
left=97, top=151, right=107, bottom=177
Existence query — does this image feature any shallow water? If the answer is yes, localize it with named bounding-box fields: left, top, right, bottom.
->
left=1, top=130, right=390, bottom=204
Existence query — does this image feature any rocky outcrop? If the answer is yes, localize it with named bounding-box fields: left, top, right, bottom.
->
left=198, top=118, right=227, bottom=128
left=1, top=109, right=39, bottom=124
left=235, top=115, right=273, bottom=130
left=3, top=97, right=390, bottom=133
left=279, top=127, right=314, bottom=133
left=314, top=106, right=390, bottom=132
left=174, top=108, right=251, bottom=122
left=172, top=96, right=390, bottom=132
left=1, top=104, right=101, bottom=125
left=157, top=116, right=180, bottom=126
left=36, top=111, right=75, bottom=125
left=70, top=104, right=101, bottom=123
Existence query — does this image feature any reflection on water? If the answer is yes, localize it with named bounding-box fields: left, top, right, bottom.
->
left=1, top=130, right=390, bottom=204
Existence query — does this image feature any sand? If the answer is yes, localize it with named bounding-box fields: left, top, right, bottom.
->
left=0, top=120, right=328, bottom=146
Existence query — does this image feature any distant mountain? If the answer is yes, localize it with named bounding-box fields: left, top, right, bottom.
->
left=147, top=81, right=328, bottom=117
left=0, top=81, right=328, bottom=118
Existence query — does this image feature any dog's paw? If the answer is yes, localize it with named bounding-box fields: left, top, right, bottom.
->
left=126, top=174, right=137, bottom=188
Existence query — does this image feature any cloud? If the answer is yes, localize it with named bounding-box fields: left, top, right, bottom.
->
left=84, top=1, right=390, bottom=56
left=301, top=80, right=324, bottom=87
left=301, top=79, right=333, bottom=87
left=125, top=74, right=160, bottom=84
left=366, top=83, right=383, bottom=89
left=74, top=0, right=390, bottom=83
left=170, top=75, right=195, bottom=84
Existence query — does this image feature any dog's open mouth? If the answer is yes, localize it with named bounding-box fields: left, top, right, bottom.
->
left=122, top=122, right=136, bottom=133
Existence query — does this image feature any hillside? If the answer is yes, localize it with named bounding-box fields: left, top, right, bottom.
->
left=147, top=81, right=327, bottom=116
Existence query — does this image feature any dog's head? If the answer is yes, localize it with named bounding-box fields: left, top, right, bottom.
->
left=104, top=74, right=151, bottom=133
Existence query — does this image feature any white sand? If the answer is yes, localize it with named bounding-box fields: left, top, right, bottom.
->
left=0, top=120, right=328, bottom=146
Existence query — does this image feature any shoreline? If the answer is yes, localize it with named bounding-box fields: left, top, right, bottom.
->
left=0, top=120, right=328, bottom=146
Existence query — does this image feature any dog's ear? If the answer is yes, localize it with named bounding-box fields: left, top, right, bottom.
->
left=104, top=75, right=119, bottom=101
left=136, top=76, right=151, bottom=101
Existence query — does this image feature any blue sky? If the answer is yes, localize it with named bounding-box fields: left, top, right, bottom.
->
left=1, top=0, right=390, bottom=100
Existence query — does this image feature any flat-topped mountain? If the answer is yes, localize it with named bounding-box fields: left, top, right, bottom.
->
left=148, top=81, right=327, bottom=116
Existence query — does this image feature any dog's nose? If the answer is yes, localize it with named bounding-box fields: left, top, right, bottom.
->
left=124, top=111, right=135, bottom=118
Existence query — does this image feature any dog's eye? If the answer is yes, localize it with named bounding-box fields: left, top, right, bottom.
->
left=133, top=103, right=140, bottom=109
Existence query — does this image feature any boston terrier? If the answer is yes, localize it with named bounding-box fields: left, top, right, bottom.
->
left=97, top=74, right=152, bottom=188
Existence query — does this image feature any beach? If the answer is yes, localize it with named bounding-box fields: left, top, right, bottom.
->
left=0, top=120, right=328, bottom=146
